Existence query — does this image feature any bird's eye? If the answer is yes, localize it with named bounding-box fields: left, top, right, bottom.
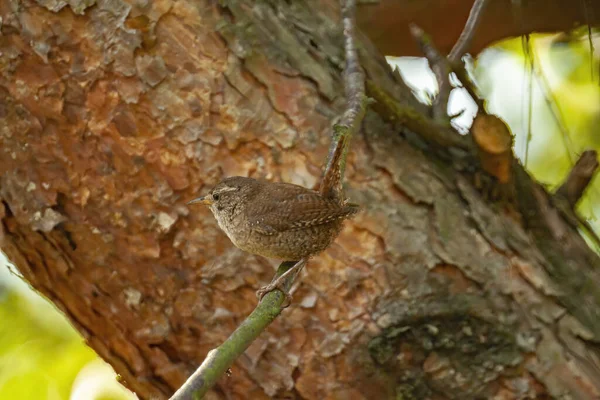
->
left=213, top=193, right=220, bottom=201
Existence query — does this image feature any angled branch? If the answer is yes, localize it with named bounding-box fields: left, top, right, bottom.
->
left=409, top=24, right=452, bottom=122
left=550, top=150, right=600, bottom=250
left=411, top=21, right=515, bottom=190
left=556, top=150, right=599, bottom=208
left=170, top=1, right=366, bottom=398
left=448, top=0, right=490, bottom=63
left=446, top=0, right=489, bottom=112
left=410, top=0, right=489, bottom=120
left=169, top=261, right=296, bottom=400
left=409, top=20, right=485, bottom=122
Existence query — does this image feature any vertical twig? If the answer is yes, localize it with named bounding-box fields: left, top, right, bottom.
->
left=169, top=1, right=367, bottom=398
left=523, top=35, right=534, bottom=166
left=531, top=47, right=575, bottom=163
left=582, top=0, right=596, bottom=81
left=320, top=0, right=367, bottom=200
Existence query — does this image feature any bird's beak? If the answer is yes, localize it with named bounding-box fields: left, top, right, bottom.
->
left=187, top=195, right=213, bottom=206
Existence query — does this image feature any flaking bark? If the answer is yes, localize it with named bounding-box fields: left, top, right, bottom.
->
left=1, top=0, right=599, bottom=399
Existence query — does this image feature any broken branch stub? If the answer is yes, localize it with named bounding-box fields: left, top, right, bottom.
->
left=471, top=113, right=514, bottom=184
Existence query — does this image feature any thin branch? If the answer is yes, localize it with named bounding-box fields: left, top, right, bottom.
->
left=445, top=0, right=490, bottom=114
left=556, top=150, right=599, bottom=208
left=407, top=0, right=492, bottom=123
left=448, top=0, right=490, bottom=63
left=409, top=24, right=452, bottom=122
left=523, top=35, right=534, bottom=166
left=409, top=23, right=485, bottom=121
left=170, top=1, right=367, bottom=398
left=319, top=0, right=367, bottom=200
left=553, top=150, right=600, bottom=249
left=531, top=47, right=576, bottom=163
left=582, top=0, right=596, bottom=81
left=170, top=261, right=296, bottom=400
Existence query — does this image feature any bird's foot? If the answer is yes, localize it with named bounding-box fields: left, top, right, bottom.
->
left=256, top=280, right=292, bottom=308
left=256, top=260, right=306, bottom=308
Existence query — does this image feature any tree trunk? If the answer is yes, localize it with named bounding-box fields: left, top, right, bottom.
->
left=1, top=0, right=599, bottom=399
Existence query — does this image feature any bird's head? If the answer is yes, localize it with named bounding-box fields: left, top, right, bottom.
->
left=187, top=176, right=259, bottom=216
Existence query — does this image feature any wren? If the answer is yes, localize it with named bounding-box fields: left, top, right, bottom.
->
left=188, top=176, right=359, bottom=303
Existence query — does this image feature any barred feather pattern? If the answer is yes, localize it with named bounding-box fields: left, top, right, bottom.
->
left=203, top=176, right=359, bottom=260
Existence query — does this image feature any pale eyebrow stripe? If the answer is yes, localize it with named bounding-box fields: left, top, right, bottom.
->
left=214, top=186, right=237, bottom=195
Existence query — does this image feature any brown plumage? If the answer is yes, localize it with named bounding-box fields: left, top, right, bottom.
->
left=188, top=176, right=359, bottom=261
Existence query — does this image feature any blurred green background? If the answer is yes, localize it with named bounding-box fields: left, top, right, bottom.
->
left=1, top=31, right=599, bottom=399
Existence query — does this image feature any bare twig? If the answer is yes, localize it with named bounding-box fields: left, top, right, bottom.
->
left=409, top=24, right=452, bottom=122
left=409, top=0, right=489, bottom=119
left=319, top=0, right=367, bottom=200
left=410, top=21, right=486, bottom=120
left=170, top=261, right=296, bottom=400
left=522, top=34, right=534, bottom=166
left=170, top=1, right=366, bottom=398
left=445, top=0, right=490, bottom=112
left=582, top=0, right=596, bottom=81
left=556, top=150, right=599, bottom=208
left=531, top=50, right=576, bottom=163
left=448, top=0, right=490, bottom=63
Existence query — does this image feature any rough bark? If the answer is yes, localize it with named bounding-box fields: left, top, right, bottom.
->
left=0, top=1, right=599, bottom=400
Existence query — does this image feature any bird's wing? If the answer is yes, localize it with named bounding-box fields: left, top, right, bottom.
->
left=247, top=184, right=359, bottom=235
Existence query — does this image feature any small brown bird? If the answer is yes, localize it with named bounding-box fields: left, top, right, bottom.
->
left=188, top=176, right=359, bottom=302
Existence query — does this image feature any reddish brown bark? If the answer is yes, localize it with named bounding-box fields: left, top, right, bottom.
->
left=1, top=1, right=600, bottom=399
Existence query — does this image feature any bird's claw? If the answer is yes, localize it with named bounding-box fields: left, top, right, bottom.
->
left=256, top=259, right=306, bottom=308
left=256, top=282, right=292, bottom=308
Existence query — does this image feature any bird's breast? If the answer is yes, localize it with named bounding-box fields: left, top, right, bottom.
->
left=214, top=209, right=248, bottom=247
